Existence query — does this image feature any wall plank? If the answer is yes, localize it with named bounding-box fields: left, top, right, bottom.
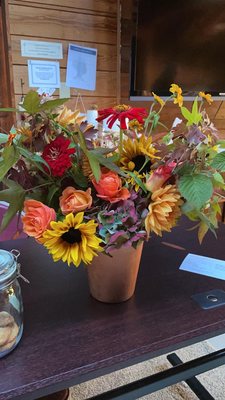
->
left=13, top=65, right=117, bottom=97
left=9, top=4, right=117, bottom=44
left=8, top=0, right=117, bottom=15
left=11, top=36, right=117, bottom=72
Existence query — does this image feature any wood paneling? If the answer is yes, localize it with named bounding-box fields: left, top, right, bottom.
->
left=13, top=65, right=117, bottom=98
left=11, top=36, right=117, bottom=71
left=8, top=4, right=116, bottom=44
left=9, top=0, right=117, bottom=15
left=0, top=0, right=14, bottom=131
left=6, top=0, right=119, bottom=112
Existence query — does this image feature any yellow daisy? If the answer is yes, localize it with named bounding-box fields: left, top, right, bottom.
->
left=120, top=134, right=158, bottom=174
left=152, top=92, right=165, bottom=107
left=199, top=92, right=213, bottom=105
left=169, top=83, right=182, bottom=95
left=173, top=93, right=183, bottom=107
left=39, top=212, right=103, bottom=267
left=128, top=119, right=144, bottom=132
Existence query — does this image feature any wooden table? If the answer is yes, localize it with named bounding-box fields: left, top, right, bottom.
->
left=1, top=219, right=225, bottom=400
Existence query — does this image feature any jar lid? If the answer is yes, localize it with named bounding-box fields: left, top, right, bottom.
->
left=0, top=249, right=17, bottom=287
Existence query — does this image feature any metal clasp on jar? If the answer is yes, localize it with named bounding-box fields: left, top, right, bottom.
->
left=11, top=249, right=30, bottom=284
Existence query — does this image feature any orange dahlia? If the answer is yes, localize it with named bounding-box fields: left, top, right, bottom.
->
left=145, top=185, right=183, bottom=237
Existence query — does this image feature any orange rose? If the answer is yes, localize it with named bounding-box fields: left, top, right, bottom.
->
left=92, top=168, right=130, bottom=203
left=22, top=199, right=56, bottom=239
left=59, top=187, right=92, bottom=215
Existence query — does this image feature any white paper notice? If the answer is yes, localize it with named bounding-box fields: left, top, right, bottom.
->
left=28, top=60, right=60, bottom=88
left=66, top=44, right=97, bottom=91
left=21, top=40, right=63, bottom=59
left=59, top=82, right=70, bottom=98
left=179, top=253, right=225, bottom=280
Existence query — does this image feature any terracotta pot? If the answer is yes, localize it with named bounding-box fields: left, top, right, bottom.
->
left=38, top=389, right=69, bottom=400
left=87, top=243, right=143, bottom=303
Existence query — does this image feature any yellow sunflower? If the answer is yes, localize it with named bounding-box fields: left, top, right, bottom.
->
left=120, top=134, right=158, bottom=175
left=39, top=212, right=103, bottom=267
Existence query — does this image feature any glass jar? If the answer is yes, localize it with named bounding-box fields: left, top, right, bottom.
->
left=0, top=249, right=23, bottom=358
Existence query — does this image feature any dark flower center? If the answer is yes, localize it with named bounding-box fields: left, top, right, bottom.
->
left=61, top=228, right=82, bottom=244
left=132, top=155, right=151, bottom=173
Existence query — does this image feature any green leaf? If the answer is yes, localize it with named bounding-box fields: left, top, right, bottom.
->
left=97, top=154, right=127, bottom=178
left=46, top=185, right=60, bottom=206
left=17, top=146, right=50, bottom=173
left=178, top=173, right=213, bottom=210
left=181, top=100, right=202, bottom=126
left=0, top=133, right=8, bottom=144
left=22, top=91, right=41, bottom=114
left=0, top=179, right=25, bottom=232
left=39, top=98, right=70, bottom=112
left=0, top=107, right=19, bottom=113
left=126, top=171, right=147, bottom=193
left=212, top=172, right=225, bottom=189
left=87, top=152, right=101, bottom=182
left=0, top=145, right=20, bottom=182
left=211, top=151, right=225, bottom=171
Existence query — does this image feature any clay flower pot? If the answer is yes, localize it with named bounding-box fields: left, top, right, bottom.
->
left=87, top=243, right=143, bottom=303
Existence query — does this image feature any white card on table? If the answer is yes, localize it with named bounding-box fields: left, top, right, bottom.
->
left=179, top=253, right=225, bottom=280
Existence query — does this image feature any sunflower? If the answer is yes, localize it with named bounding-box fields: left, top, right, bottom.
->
left=39, top=212, right=103, bottom=267
left=145, top=185, right=183, bottom=237
left=120, top=134, right=158, bottom=175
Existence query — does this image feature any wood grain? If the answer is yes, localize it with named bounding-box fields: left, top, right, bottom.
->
left=14, top=95, right=117, bottom=110
left=8, top=0, right=117, bottom=15
left=11, top=36, right=117, bottom=72
left=13, top=65, right=117, bottom=97
left=1, top=219, right=225, bottom=399
left=9, top=4, right=117, bottom=44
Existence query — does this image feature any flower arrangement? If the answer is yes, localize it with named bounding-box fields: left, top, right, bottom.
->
left=1, top=84, right=225, bottom=267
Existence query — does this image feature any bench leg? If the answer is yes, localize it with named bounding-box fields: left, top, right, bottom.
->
left=37, top=389, right=69, bottom=400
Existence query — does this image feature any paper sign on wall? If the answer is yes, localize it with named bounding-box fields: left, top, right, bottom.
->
left=28, top=60, right=60, bottom=88
left=21, top=40, right=63, bottom=59
left=66, top=44, right=97, bottom=91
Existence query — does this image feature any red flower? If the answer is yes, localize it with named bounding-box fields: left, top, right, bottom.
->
left=146, top=162, right=176, bottom=192
left=96, top=105, right=147, bottom=130
left=42, top=135, right=75, bottom=177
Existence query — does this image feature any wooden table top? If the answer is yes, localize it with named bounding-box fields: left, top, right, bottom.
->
left=1, top=219, right=225, bottom=400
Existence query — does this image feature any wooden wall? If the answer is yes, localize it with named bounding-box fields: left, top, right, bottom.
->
left=7, top=0, right=120, bottom=111
left=121, top=0, right=225, bottom=138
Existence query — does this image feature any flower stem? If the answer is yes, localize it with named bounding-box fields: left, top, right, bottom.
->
left=119, top=128, right=123, bottom=155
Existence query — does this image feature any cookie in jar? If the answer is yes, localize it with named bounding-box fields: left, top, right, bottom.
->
left=0, top=249, right=23, bottom=357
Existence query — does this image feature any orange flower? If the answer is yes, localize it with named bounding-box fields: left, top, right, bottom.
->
left=22, top=199, right=56, bottom=239
left=92, top=168, right=130, bottom=203
left=59, top=187, right=92, bottom=215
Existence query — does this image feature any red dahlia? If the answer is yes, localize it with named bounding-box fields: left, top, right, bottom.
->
left=42, top=135, right=75, bottom=177
left=96, top=104, right=147, bottom=130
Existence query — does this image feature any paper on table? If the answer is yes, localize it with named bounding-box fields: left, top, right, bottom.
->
left=179, top=253, right=225, bottom=280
